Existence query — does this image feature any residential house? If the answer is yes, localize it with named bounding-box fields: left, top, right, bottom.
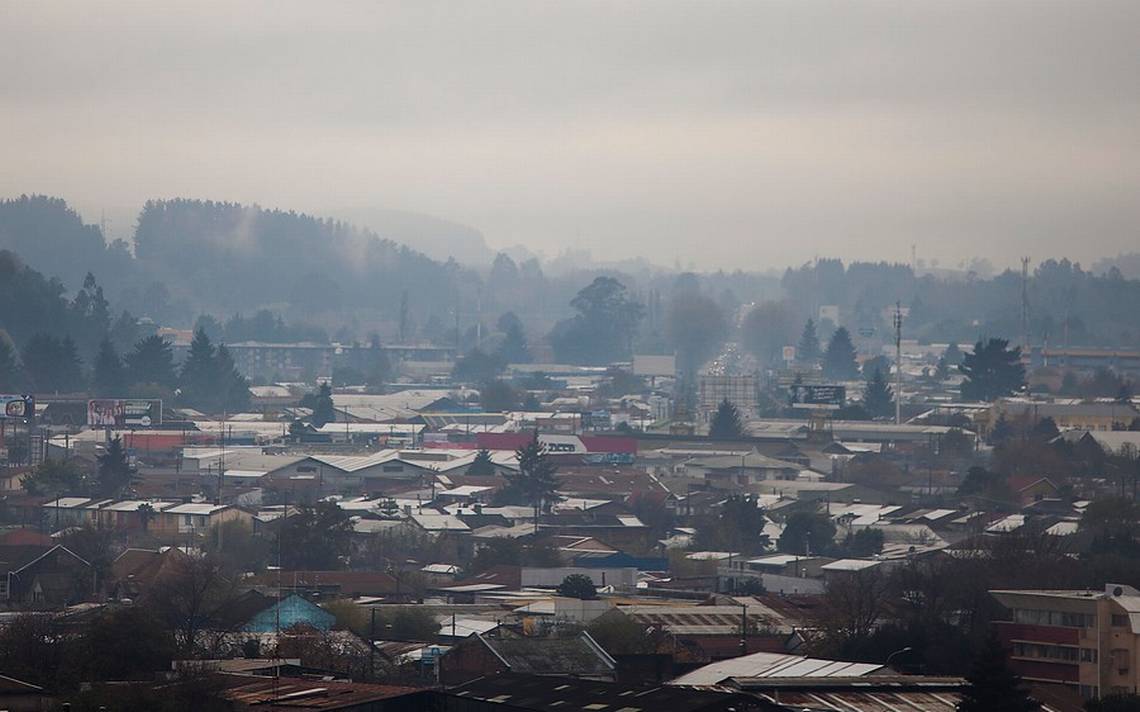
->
left=0, top=544, right=94, bottom=607
left=241, top=592, right=336, bottom=633
left=438, top=673, right=763, bottom=712
left=438, top=632, right=617, bottom=685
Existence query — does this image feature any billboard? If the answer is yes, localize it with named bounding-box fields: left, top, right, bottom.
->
left=789, top=384, right=846, bottom=408
left=87, top=399, right=162, bottom=427
left=632, top=354, right=676, bottom=377
left=0, top=395, right=34, bottom=419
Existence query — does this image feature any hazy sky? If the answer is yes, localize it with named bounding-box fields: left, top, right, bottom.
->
left=3, top=1, right=1139, bottom=270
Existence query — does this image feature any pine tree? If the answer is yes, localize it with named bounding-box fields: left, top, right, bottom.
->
left=96, top=436, right=138, bottom=498
left=934, top=354, right=950, bottom=381
left=990, top=414, right=1014, bottom=445
left=498, top=433, right=558, bottom=526
left=957, top=632, right=1040, bottom=712
left=709, top=398, right=745, bottom=438
left=468, top=448, right=497, bottom=476
left=960, top=338, right=1026, bottom=401
left=0, top=334, right=20, bottom=391
left=496, top=315, right=532, bottom=364
left=92, top=338, right=127, bottom=397
left=797, top=319, right=821, bottom=363
left=944, top=342, right=963, bottom=366
left=179, top=328, right=217, bottom=408
left=58, top=336, right=85, bottom=393
left=177, top=330, right=250, bottom=413
left=862, top=367, right=894, bottom=419
left=823, top=327, right=859, bottom=380
left=126, top=335, right=177, bottom=389
left=302, top=382, right=336, bottom=427
left=215, top=344, right=251, bottom=412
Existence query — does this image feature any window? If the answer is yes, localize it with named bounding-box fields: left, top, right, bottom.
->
left=1111, top=649, right=1129, bottom=674
left=297, top=465, right=317, bottom=473
left=382, top=464, right=404, bottom=473
left=1012, top=608, right=1095, bottom=628
left=184, top=514, right=193, bottom=526
left=1112, top=614, right=1129, bottom=627
left=1010, top=642, right=1081, bottom=662
left=1081, top=648, right=1098, bottom=663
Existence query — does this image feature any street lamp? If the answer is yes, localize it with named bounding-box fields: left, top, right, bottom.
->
left=886, top=646, right=913, bottom=669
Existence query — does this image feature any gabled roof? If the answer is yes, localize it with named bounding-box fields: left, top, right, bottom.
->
left=668, top=650, right=884, bottom=687
left=447, top=672, right=753, bottom=712
left=476, top=632, right=615, bottom=676
left=0, top=544, right=90, bottom=576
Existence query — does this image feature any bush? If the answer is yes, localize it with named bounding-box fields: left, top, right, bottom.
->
left=557, top=573, right=597, bottom=600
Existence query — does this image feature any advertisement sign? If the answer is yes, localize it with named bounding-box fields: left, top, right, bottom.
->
left=632, top=354, right=676, bottom=377
left=87, top=399, right=162, bottom=427
left=0, top=395, right=34, bottom=419
left=789, top=384, right=846, bottom=408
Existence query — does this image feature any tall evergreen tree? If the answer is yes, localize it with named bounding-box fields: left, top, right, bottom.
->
left=58, top=335, right=85, bottom=393
left=862, top=367, right=894, bottom=419
left=957, top=633, right=1040, bottom=712
left=797, top=318, right=822, bottom=363
left=96, top=436, right=138, bottom=498
left=125, top=335, right=177, bottom=389
left=92, top=338, right=127, bottom=397
left=177, top=329, right=250, bottom=412
left=0, top=334, right=20, bottom=391
left=215, top=344, right=251, bottom=412
left=179, top=328, right=217, bottom=407
left=497, top=433, right=559, bottom=527
left=709, top=398, right=745, bottom=438
left=301, top=382, right=336, bottom=427
left=496, top=312, right=532, bottom=364
left=823, top=327, right=859, bottom=380
left=21, top=334, right=84, bottom=393
left=468, top=448, right=496, bottom=476
left=943, top=341, right=964, bottom=366
left=960, top=338, right=1026, bottom=401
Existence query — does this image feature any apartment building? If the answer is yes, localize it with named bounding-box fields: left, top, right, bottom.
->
left=991, top=584, right=1140, bottom=700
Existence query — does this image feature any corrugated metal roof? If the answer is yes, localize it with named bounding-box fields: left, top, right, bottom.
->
left=669, top=652, right=884, bottom=687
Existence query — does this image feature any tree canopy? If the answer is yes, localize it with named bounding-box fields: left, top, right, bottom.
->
left=960, top=338, right=1026, bottom=401
left=957, top=633, right=1040, bottom=712
left=550, top=276, right=644, bottom=364
left=709, top=399, right=745, bottom=439
left=863, top=367, right=894, bottom=419
left=797, top=318, right=821, bottom=363
left=823, top=327, right=860, bottom=381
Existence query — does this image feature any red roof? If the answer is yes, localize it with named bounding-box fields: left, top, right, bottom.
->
left=220, top=674, right=423, bottom=709
left=0, top=529, right=52, bottom=547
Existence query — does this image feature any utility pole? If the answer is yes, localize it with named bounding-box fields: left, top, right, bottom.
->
left=893, top=301, right=903, bottom=425
left=217, top=408, right=226, bottom=505
left=1020, top=257, right=1031, bottom=354
left=739, top=603, right=748, bottom=655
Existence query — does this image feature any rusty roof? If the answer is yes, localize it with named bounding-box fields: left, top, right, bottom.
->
left=220, top=674, right=424, bottom=709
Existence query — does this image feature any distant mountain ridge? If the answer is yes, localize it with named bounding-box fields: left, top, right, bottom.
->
left=324, top=206, right=493, bottom=265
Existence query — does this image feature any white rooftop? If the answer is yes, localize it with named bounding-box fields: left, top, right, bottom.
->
left=668, top=651, right=884, bottom=687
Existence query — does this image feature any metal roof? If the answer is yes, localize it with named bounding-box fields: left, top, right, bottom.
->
left=669, top=651, right=884, bottom=687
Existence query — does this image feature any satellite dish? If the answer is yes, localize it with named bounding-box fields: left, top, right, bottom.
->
left=1114, top=586, right=1124, bottom=597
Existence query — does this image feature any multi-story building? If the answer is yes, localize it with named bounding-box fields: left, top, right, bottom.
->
left=991, top=584, right=1140, bottom=700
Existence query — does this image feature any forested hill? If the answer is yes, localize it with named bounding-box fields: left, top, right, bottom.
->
left=132, top=198, right=479, bottom=317
left=0, top=196, right=134, bottom=296
left=0, top=195, right=482, bottom=326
